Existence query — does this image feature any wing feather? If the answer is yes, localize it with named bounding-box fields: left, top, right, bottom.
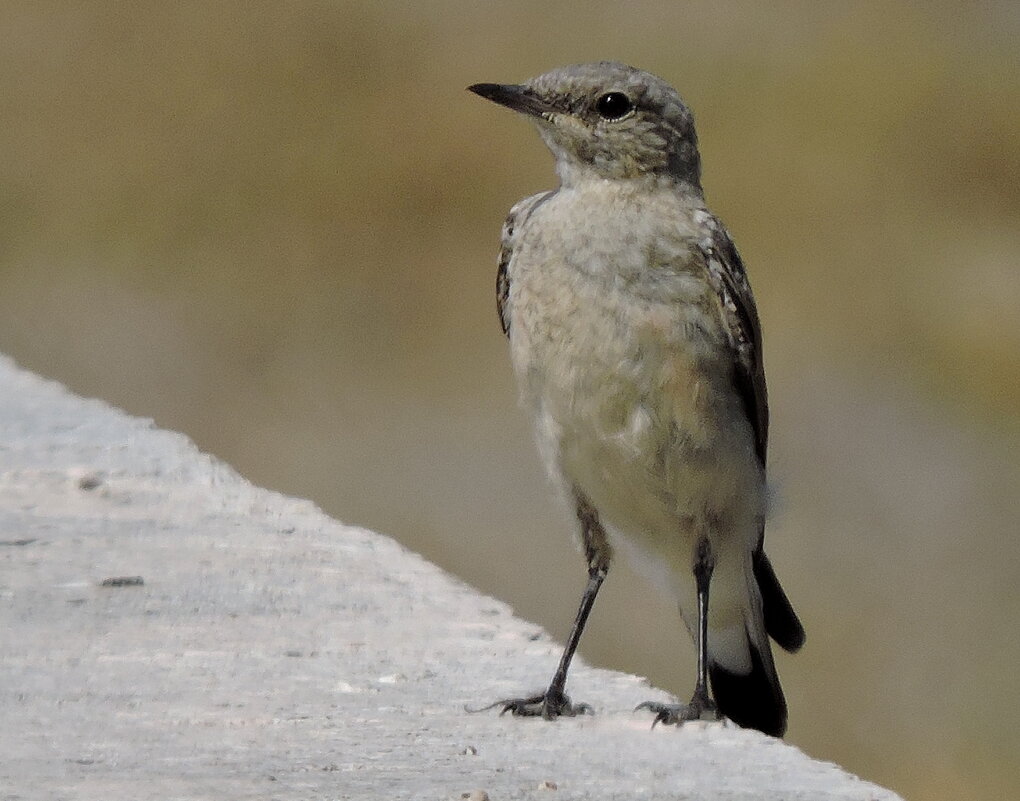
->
left=698, top=215, right=768, bottom=466
left=700, top=216, right=804, bottom=643
left=496, top=191, right=554, bottom=338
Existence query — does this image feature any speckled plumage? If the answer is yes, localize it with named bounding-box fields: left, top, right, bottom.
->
left=472, top=62, right=803, bottom=736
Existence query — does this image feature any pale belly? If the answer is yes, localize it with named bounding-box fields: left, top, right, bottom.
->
left=550, top=359, right=762, bottom=546
left=503, top=184, right=767, bottom=650
left=512, top=276, right=764, bottom=577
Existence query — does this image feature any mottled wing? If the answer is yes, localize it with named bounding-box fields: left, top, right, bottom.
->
left=496, top=241, right=511, bottom=338
left=700, top=216, right=804, bottom=651
left=496, top=191, right=554, bottom=338
left=698, top=215, right=768, bottom=465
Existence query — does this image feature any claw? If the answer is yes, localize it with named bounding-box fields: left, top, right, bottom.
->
left=636, top=697, right=720, bottom=728
left=469, top=690, right=593, bottom=719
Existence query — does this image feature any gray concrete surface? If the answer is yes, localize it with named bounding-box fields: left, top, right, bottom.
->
left=0, top=355, right=901, bottom=800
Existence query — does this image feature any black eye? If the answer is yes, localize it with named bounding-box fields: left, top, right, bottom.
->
left=595, top=91, right=633, bottom=120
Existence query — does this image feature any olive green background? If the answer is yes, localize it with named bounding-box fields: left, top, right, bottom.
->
left=2, top=3, right=1017, bottom=799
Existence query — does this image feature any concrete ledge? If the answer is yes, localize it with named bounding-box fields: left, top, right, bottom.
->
left=0, top=355, right=901, bottom=800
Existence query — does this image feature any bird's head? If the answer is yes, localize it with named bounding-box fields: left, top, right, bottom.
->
left=469, top=61, right=702, bottom=190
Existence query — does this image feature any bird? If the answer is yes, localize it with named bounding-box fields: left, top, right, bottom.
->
left=467, top=61, right=805, bottom=737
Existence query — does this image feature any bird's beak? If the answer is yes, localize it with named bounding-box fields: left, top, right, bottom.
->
left=468, top=83, right=555, bottom=118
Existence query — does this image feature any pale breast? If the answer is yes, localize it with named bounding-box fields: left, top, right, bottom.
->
left=506, top=186, right=762, bottom=538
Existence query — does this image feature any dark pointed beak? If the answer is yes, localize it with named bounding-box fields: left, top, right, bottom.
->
left=468, top=83, right=555, bottom=118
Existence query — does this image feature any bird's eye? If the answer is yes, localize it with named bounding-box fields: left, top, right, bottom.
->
left=595, top=92, right=633, bottom=120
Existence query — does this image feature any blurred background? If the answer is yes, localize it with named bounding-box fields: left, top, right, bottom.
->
left=1, top=2, right=1017, bottom=798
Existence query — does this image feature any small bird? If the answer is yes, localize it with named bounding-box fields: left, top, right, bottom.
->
left=469, top=62, right=805, bottom=737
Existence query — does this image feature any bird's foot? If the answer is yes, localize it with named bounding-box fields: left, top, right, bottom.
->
left=636, top=690, right=720, bottom=728
left=469, top=688, right=593, bottom=719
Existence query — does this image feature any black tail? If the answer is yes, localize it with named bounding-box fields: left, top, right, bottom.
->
left=709, top=640, right=787, bottom=737
left=754, top=551, right=805, bottom=653
left=708, top=551, right=803, bottom=737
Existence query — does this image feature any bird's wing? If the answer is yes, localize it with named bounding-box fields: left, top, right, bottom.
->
left=496, top=191, right=555, bottom=338
left=699, top=216, right=804, bottom=649
left=697, top=214, right=769, bottom=465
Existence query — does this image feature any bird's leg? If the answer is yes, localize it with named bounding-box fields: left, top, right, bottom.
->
left=488, top=565, right=604, bottom=718
left=479, top=491, right=609, bottom=719
left=637, top=537, right=721, bottom=726
left=690, top=537, right=717, bottom=713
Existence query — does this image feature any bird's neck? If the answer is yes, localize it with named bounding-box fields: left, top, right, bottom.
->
left=555, top=160, right=704, bottom=201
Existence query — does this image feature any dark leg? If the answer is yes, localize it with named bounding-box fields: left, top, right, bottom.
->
left=478, top=491, right=610, bottom=719
left=637, top=537, right=721, bottom=726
